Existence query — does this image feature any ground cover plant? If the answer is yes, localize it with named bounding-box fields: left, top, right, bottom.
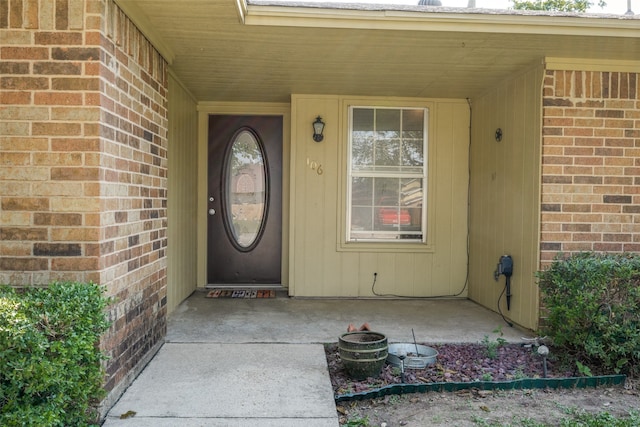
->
left=0, top=282, right=111, bottom=427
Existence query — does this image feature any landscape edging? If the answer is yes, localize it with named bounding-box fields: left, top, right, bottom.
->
left=334, top=374, right=627, bottom=402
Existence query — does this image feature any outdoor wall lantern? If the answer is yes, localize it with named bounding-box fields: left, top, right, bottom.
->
left=312, top=116, right=325, bottom=142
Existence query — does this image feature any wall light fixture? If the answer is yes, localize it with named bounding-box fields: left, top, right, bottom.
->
left=312, top=116, right=325, bottom=142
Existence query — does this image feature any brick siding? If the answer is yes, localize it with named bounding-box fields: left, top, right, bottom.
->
left=1, top=0, right=101, bottom=285
left=540, top=70, right=640, bottom=265
left=1, top=0, right=168, bottom=400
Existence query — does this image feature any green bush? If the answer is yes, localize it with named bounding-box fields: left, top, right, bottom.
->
left=537, top=252, right=640, bottom=377
left=0, top=282, right=111, bottom=426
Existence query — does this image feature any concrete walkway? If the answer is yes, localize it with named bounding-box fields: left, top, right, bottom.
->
left=103, top=290, right=533, bottom=426
left=103, top=342, right=337, bottom=426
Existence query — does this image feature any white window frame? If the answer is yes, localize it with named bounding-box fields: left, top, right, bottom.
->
left=345, top=105, right=429, bottom=245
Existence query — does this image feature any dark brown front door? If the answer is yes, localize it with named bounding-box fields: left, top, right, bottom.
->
left=207, top=115, right=282, bottom=285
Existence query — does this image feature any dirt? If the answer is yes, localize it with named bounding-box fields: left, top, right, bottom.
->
left=336, top=386, right=639, bottom=426
left=326, top=343, right=640, bottom=426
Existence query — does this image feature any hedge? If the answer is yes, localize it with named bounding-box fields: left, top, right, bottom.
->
left=0, top=282, right=111, bottom=426
left=538, top=252, right=640, bottom=377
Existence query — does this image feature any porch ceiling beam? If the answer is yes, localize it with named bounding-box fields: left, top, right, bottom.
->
left=545, top=57, right=640, bottom=72
left=244, top=1, right=640, bottom=38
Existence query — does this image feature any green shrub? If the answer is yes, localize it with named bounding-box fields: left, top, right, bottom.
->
left=537, top=252, right=640, bottom=377
left=0, top=282, right=111, bottom=426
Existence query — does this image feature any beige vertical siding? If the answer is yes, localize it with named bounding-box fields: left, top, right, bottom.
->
left=468, top=64, right=544, bottom=330
left=167, top=72, right=198, bottom=314
left=290, top=95, right=469, bottom=298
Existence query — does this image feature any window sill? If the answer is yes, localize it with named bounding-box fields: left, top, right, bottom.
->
left=337, top=240, right=434, bottom=253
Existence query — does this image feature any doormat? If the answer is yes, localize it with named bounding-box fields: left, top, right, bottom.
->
left=206, top=289, right=276, bottom=299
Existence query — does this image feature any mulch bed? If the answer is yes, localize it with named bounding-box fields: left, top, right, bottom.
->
left=325, top=342, right=577, bottom=396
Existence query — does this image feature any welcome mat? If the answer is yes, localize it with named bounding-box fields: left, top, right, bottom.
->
left=206, top=289, right=276, bottom=299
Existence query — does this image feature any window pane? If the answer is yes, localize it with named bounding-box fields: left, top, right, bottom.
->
left=374, top=138, right=400, bottom=167
left=402, top=109, right=423, bottom=132
left=370, top=177, right=423, bottom=231
left=400, top=178, right=422, bottom=232
left=353, top=108, right=374, bottom=131
left=402, top=139, right=423, bottom=167
left=351, top=206, right=373, bottom=232
left=376, top=109, right=401, bottom=139
left=352, top=134, right=374, bottom=168
left=374, top=177, right=400, bottom=206
left=401, top=178, right=423, bottom=208
left=399, top=209, right=421, bottom=232
left=348, top=106, right=427, bottom=243
left=351, top=177, right=373, bottom=206
left=352, top=109, right=375, bottom=168
left=226, top=130, right=266, bottom=249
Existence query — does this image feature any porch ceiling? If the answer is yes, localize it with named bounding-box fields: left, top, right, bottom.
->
left=119, top=0, right=639, bottom=103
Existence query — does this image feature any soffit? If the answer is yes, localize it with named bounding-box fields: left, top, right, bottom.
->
left=118, top=0, right=640, bottom=103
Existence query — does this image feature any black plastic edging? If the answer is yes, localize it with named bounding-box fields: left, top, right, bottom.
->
left=335, top=374, right=627, bottom=403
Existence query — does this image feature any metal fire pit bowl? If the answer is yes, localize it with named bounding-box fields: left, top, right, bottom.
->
left=387, top=343, right=438, bottom=369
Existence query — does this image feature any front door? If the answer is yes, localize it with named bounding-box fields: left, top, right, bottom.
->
left=207, top=115, right=282, bottom=285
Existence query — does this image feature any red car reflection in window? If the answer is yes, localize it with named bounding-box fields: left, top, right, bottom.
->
left=378, top=207, right=411, bottom=226
left=377, top=197, right=411, bottom=226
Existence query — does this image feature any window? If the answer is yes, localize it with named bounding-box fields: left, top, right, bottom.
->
left=347, top=106, right=428, bottom=242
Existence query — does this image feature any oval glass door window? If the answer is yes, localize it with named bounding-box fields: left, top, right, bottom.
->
left=225, top=129, right=267, bottom=250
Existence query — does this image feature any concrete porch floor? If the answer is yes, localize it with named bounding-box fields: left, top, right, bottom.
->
left=103, top=290, right=534, bottom=426
left=166, top=289, right=533, bottom=344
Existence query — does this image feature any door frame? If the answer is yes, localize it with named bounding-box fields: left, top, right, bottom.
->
left=196, top=102, right=291, bottom=291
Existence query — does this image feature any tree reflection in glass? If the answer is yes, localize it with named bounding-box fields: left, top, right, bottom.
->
left=226, top=130, right=266, bottom=249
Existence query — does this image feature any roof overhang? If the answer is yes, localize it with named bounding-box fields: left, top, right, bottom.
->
left=244, top=1, right=640, bottom=37
left=114, top=0, right=640, bottom=102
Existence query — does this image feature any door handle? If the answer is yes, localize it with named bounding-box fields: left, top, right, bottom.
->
left=208, top=208, right=216, bottom=216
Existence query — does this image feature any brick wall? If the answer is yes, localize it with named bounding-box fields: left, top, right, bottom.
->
left=540, top=70, right=640, bottom=265
left=98, top=0, right=168, bottom=395
left=1, top=0, right=168, bottom=403
left=1, top=0, right=102, bottom=284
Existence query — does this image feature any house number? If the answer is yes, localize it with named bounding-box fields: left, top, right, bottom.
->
left=306, top=158, right=323, bottom=175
